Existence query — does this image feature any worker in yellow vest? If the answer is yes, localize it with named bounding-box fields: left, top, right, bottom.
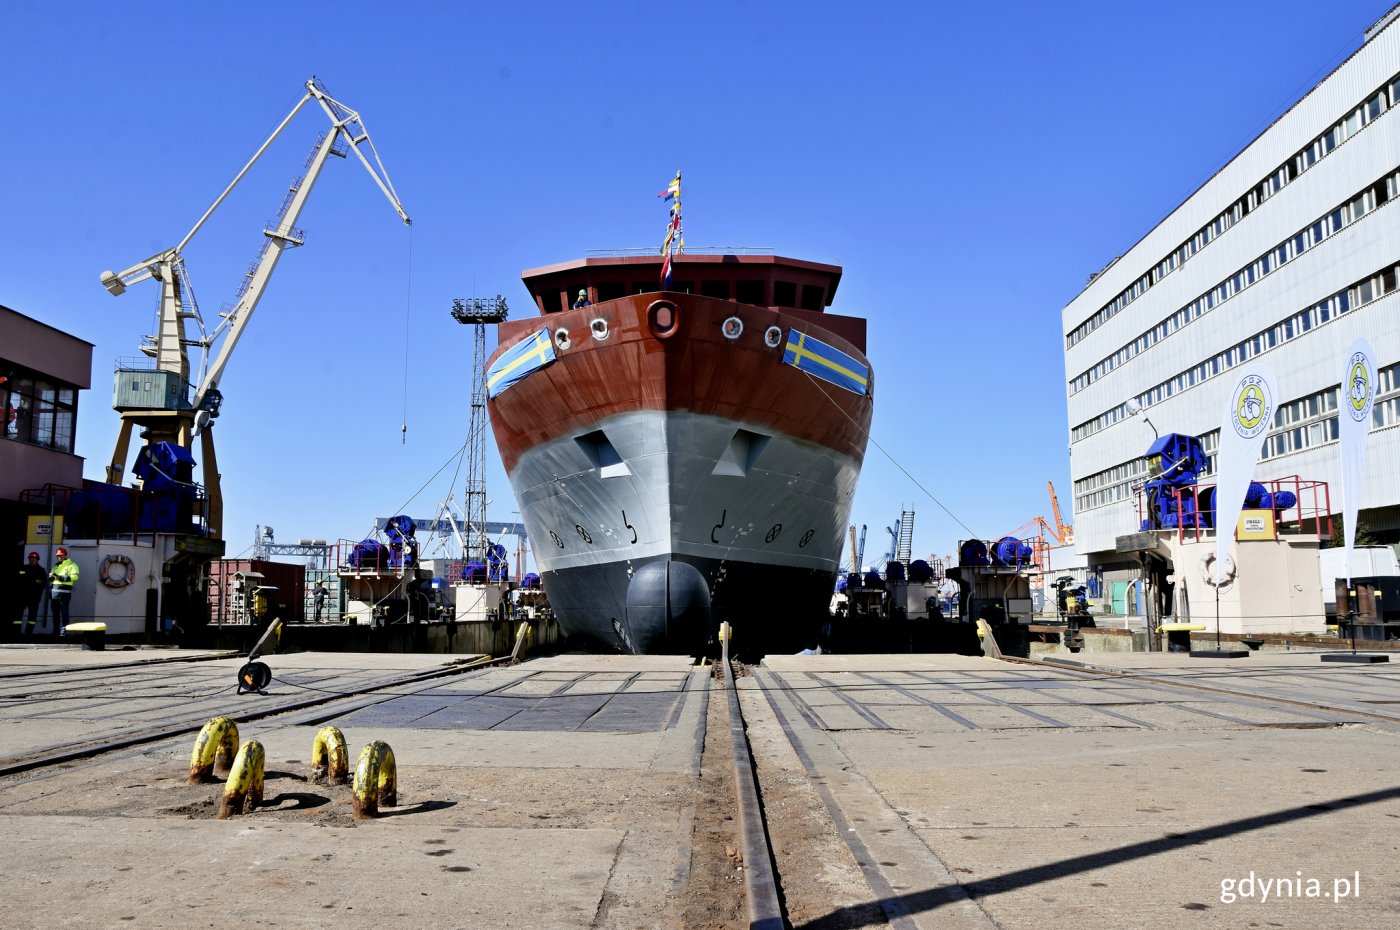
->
left=48, top=547, right=79, bottom=637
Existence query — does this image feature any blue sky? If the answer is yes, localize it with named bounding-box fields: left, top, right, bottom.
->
left=1, top=0, right=1392, bottom=569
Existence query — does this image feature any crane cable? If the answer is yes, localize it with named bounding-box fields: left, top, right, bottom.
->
left=400, top=224, right=415, bottom=443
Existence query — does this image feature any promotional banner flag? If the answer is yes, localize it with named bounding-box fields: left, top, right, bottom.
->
left=1212, top=364, right=1279, bottom=583
left=1338, top=338, right=1377, bottom=585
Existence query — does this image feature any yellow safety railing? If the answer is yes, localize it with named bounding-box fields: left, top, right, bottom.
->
left=352, top=740, right=397, bottom=819
left=311, top=726, right=350, bottom=785
left=220, top=739, right=265, bottom=819
left=188, top=716, right=239, bottom=783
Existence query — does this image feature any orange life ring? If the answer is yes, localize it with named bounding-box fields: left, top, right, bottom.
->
left=100, top=553, right=135, bottom=589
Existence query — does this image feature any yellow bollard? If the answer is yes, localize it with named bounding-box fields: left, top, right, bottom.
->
left=188, top=716, right=239, bottom=783
left=311, top=726, right=350, bottom=785
left=219, top=739, right=265, bottom=819
left=352, top=740, right=398, bottom=819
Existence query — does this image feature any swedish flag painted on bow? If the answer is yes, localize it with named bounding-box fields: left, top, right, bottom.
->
left=487, top=328, right=557, bottom=399
left=782, top=330, right=869, bottom=396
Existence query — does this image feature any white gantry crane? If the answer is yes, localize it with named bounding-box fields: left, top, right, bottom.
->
left=100, top=76, right=410, bottom=541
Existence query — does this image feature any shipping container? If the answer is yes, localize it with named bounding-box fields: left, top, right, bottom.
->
left=207, top=559, right=307, bottom=625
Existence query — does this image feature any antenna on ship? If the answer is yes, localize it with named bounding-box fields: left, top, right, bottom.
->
left=450, top=295, right=509, bottom=564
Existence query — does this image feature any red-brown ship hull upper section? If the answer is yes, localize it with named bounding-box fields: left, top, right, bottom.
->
left=487, top=293, right=873, bottom=475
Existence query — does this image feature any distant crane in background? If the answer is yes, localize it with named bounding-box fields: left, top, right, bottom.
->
left=846, top=524, right=868, bottom=577
left=1047, top=481, right=1073, bottom=545
left=1002, top=487, right=1072, bottom=614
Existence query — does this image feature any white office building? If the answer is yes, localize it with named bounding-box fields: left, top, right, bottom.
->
left=1062, top=7, right=1400, bottom=587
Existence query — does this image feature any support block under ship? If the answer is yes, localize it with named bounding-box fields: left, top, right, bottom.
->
left=486, top=253, right=873, bottom=655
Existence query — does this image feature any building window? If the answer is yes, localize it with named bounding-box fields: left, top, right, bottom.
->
left=3, top=367, right=78, bottom=454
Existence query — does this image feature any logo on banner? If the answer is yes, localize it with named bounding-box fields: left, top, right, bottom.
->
left=1230, top=375, right=1272, bottom=439
left=1347, top=354, right=1372, bottom=421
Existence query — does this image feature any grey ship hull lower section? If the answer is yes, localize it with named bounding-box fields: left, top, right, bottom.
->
left=507, top=410, right=862, bottom=654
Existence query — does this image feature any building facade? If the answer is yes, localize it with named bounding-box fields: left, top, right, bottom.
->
left=1062, top=9, right=1400, bottom=579
left=2, top=304, right=93, bottom=631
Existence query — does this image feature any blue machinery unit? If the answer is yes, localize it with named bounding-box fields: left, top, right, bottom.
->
left=1141, top=433, right=1210, bottom=531
left=1139, top=433, right=1298, bottom=531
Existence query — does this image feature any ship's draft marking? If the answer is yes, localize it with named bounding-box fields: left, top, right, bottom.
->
left=711, top=509, right=727, bottom=544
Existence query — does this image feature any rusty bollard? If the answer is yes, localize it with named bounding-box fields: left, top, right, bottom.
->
left=352, top=740, right=397, bottom=819
left=188, top=716, right=239, bottom=783
left=219, top=740, right=266, bottom=819
left=311, top=725, right=349, bottom=785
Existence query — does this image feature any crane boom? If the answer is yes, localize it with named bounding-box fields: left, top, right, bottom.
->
left=99, top=77, right=410, bottom=541
left=191, top=79, right=410, bottom=414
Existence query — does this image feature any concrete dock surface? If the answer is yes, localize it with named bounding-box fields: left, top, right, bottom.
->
left=1, top=645, right=1397, bottom=929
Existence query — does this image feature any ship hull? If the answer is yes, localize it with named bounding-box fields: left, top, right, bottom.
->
left=488, top=287, right=872, bottom=655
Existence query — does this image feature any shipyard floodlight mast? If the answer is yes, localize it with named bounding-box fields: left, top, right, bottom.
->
left=99, top=77, right=411, bottom=541
left=451, top=297, right=508, bottom=564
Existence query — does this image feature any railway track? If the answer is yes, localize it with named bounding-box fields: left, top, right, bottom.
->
left=0, top=652, right=509, bottom=777
left=5, top=647, right=1400, bottom=929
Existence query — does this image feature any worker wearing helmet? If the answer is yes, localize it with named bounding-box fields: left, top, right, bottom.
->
left=48, top=547, right=80, bottom=637
left=17, top=551, right=47, bottom=637
left=573, top=288, right=592, bottom=310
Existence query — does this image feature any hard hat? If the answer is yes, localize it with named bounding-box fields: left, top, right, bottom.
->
left=578, top=289, right=587, bottom=297
left=55, top=547, right=68, bottom=557
left=27, top=552, right=39, bottom=560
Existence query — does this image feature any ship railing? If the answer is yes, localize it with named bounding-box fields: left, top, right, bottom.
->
left=582, top=246, right=776, bottom=257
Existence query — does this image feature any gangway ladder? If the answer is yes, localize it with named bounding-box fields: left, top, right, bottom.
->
left=895, top=509, right=915, bottom=565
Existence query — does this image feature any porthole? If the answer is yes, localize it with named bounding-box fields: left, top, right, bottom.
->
left=590, top=318, right=609, bottom=340
left=763, top=325, right=783, bottom=348
left=647, top=300, right=680, bottom=339
left=721, top=316, right=744, bottom=340
left=555, top=328, right=571, bottom=350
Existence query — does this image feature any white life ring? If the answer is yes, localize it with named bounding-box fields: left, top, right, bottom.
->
left=1199, top=553, right=1237, bottom=589
left=100, top=553, right=135, bottom=589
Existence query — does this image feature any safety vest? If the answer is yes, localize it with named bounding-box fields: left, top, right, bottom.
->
left=51, top=558, right=79, bottom=596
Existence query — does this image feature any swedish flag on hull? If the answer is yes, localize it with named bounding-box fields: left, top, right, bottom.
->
left=782, top=330, right=869, bottom=396
left=487, top=328, right=557, bottom=399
